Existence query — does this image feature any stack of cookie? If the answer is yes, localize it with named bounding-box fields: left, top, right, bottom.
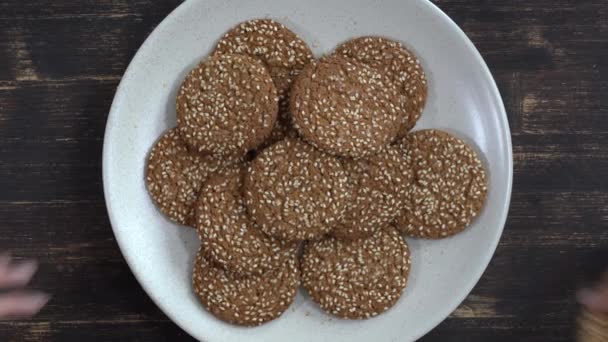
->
left=145, top=19, right=489, bottom=326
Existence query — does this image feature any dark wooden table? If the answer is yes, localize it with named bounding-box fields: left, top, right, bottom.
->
left=0, top=1, right=606, bottom=341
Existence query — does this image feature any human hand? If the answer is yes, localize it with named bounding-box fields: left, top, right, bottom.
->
left=577, top=273, right=608, bottom=313
left=576, top=273, right=608, bottom=341
left=0, top=253, right=50, bottom=319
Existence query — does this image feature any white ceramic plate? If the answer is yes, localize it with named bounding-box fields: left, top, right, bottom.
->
left=102, top=0, right=512, bottom=340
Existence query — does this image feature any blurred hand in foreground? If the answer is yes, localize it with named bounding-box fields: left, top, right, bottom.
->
left=577, top=273, right=608, bottom=313
left=576, top=273, right=608, bottom=342
left=0, top=253, right=49, bottom=319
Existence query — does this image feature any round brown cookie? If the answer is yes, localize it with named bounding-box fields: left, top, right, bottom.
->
left=301, top=225, right=410, bottom=319
left=192, top=247, right=300, bottom=326
left=245, top=137, right=351, bottom=241
left=213, top=19, right=314, bottom=141
left=333, top=36, right=427, bottom=136
left=145, top=127, right=229, bottom=227
left=290, top=55, right=404, bottom=158
left=196, top=163, right=297, bottom=276
left=394, top=129, right=488, bottom=238
left=332, top=146, right=413, bottom=241
left=176, top=54, right=278, bottom=157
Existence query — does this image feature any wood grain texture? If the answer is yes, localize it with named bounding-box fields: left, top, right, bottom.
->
left=0, top=0, right=606, bottom=341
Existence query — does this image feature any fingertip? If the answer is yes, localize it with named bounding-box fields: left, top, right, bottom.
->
left=17, top=292, right=50, bottom=318
left=0, top=291, right=51, bottom=319
left=28, top=292, right=51, bottom=309
left=577, top=287, right=608, bottom=313
left=6, top=260, right=39, bottom=286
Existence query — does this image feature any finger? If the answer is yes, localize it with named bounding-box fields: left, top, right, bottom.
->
left=0, top=260, right=38, bottom=288
left=0, top=291, right=50, bottom=319
left=577, top=286, right=608, bottom=313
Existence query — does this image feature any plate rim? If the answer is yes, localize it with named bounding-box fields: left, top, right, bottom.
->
left=102, top=0, right=513, bottom=340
